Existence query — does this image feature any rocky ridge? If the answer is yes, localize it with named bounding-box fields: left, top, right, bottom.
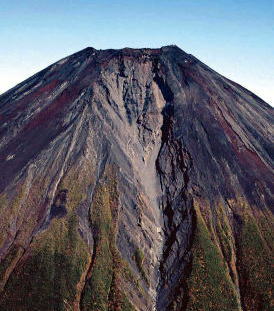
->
left=0, top=45, right=273, bottom=310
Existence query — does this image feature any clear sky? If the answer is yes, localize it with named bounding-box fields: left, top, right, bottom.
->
left=0, top=0, right=273, bottom=105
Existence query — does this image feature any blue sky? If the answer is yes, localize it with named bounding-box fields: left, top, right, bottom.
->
left=0, top=0, right=273, bottom=105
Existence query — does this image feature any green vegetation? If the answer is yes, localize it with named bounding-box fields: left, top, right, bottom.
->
left=185, top=207, right=239, bottom=311
left=81, top=167, right=135, bottom=311
left=134, top=248, right=148, bottom=284
left=237, top=216, right=273, bottom=311
left=186, top=199, right=274, bottom=311
left=0, top=193, right=7, bottom=212
left=134, top=248, right=144, bottom=270
left=0, top=167, right=137, bottom=310
left=215, top=206, right=233, bottom=263
left=0, top=188, right=24, bottom=249
left=0, top=215, right=89, bottom=311
left=0, top=169, right=91, bottom=310
left=120, top=256, right=144, bottom=296
left=0, top=246, right=18, bottom=282
left=0, top=245, right=24, bottom=291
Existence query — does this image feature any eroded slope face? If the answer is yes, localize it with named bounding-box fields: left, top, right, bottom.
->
left=0, top=46, right=273, bottom=311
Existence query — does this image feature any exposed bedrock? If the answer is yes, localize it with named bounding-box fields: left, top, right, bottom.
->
left=0, top=46, right=273, bottom=311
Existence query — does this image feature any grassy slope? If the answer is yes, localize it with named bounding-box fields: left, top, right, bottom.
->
left=185, top=203, right=239, bottom=311
left=81, top=167, right=135, bottom=311
left=185, top=198, right=273, bottom=311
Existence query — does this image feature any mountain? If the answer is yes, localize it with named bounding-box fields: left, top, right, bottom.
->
left=0, top=45, right=273, bottom=311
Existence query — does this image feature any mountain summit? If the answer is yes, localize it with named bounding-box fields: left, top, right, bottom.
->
left=0, top=46, right=273, bottom=311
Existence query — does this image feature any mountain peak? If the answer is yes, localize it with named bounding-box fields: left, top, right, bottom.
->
left=0, top=46, right=273, bottom=311
left=72, top=45, right=187, bottom=60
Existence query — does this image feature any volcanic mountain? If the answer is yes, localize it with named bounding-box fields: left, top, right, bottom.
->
left=0, top=46, right=273, bottom=311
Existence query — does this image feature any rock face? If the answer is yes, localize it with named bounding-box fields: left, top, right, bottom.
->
left=0, top=46, right=273, bottom=311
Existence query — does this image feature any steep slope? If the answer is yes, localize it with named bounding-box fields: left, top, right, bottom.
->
left=0, top=46, right=273, bottom=311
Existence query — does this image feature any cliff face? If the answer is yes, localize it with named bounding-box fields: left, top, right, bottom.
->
left=0, top=46, right=273, bottom=311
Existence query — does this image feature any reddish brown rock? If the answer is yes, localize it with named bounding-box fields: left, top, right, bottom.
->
left=0, top=46, right=273, bottom=311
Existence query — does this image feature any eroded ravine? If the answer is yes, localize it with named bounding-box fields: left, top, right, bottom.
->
left=0, top=46, right=273, bottom=311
